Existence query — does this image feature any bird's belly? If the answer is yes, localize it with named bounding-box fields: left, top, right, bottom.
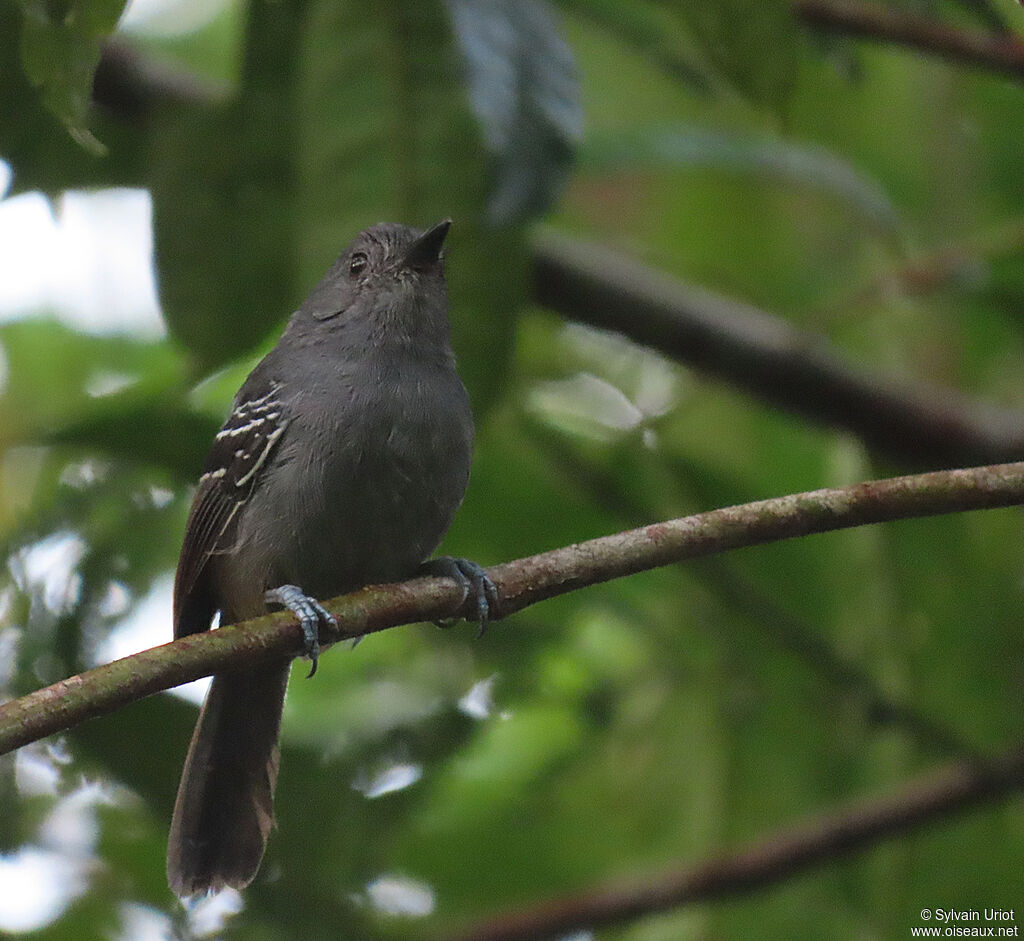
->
left=270, top=414, right=470, bottom=598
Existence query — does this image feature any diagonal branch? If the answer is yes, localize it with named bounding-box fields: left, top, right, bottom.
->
left=448, top=743, right=1024, bottom=941
left=794, top=0, right=1024, bottom=81
left=2, top=461, right=1024, bottom=756
left=532, top=230, right=1024, bottom=469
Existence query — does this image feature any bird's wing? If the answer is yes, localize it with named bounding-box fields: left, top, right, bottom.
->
left=173, top=378, right=290, bottom=638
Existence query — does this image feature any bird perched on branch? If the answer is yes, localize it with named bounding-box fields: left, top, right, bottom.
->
left=167, top=219, right=494, bottom=898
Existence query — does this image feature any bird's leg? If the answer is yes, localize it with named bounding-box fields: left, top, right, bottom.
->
left=265, top=585, right=337, bottom=677
left=419, top=557, right=499, bottom=637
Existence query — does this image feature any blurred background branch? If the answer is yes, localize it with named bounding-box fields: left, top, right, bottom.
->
left=794, top=0, right=1024, bottom=79
left=532, top=230, right=1024, bottom=468
left=453, top=742, right=1024, bottom=941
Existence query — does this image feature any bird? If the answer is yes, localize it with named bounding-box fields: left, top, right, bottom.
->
left=166, top=219, right=493, bottom=898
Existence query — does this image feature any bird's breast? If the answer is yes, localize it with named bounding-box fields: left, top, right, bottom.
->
left=262, top=363, right=472, bottom=596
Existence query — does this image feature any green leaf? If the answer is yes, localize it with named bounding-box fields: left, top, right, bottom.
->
left=445, top=0, right=582, bottom=223
left=149, top=0, right=309, bottom=371
left=582, top=124, right=900, bottom=232
left=150, top=104, right=297, bottom=369
left=0, top=319, right=187, bottom=449
left=17, top=0, right=129, bottom=152
left=0, top=2, right=144, bottom=193
left=45, top=398, right=219, bottom=481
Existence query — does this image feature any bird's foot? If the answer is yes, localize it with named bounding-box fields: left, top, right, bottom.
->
left=265, top=584, right=336, bottom=677
left=419, top=557, right=499, bottom=638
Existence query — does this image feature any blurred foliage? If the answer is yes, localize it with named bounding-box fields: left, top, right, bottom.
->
left=18, top=0, right=128, bottom=152
left=1, top=0, right=1024, bottom=939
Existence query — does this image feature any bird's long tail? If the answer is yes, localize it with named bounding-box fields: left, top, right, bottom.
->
left=167, top=660, right=290, bottom=897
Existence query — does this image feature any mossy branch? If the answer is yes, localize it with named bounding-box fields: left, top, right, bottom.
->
left=2, top=460, right=1023, bottom=756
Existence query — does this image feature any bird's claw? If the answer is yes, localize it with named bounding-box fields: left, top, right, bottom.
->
left=265, top=584, right=337, bottom=677
left=420, top=557, right=499, bottom=637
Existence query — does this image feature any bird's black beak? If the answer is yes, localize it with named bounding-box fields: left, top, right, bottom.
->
left=404, top=219, right=451, bottom=270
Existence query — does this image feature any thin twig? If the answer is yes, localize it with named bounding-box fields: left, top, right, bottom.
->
left=794, top=0, right=1024, bottom=80
left=2, top=461, right=1023, bottom=756
left=821, top=218, right=1024, bottom=319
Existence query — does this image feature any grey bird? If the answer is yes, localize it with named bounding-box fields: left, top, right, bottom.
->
left=166, top=219, right=493, bottom=897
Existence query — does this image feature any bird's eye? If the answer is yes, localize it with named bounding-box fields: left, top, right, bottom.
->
left=349, top=252, right=368, bottom=278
